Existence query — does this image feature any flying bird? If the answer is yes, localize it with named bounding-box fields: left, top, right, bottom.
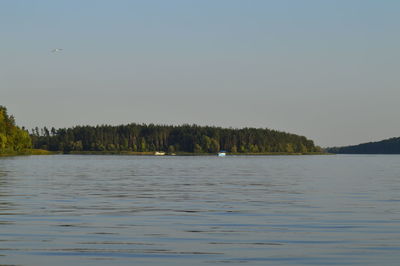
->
left=51, top=48, right=63, bottom=53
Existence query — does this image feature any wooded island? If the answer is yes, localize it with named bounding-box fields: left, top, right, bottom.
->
left=2, top=105, right=324, bottom=155
left=31, top=124, right=321, bottom=154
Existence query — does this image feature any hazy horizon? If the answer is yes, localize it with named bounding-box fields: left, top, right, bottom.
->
left=2, top=0, right=400, bottom=147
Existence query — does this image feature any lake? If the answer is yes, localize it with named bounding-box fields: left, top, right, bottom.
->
left=1, top=155, right=400, bottom=265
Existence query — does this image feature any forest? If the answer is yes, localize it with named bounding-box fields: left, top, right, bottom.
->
left=0, top=106, right=32, bottom=154
left=0, top=105, right=322, bottom=155
left=31, top=123, right=321, bottom=154
left=327, top=137, right=400, bottom=154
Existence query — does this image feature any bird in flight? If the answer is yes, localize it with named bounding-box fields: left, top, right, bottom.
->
left=51, top=48, right=63, bottom=53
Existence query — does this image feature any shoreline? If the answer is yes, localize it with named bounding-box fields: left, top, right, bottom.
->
left=0, top=149, right=57, bottom=157
left=59, top=151, right=331, bottom=156
left=1, top=150, right=331, bottom=157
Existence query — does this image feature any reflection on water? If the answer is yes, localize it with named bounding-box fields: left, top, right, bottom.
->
left=1, top=155, right=400, bottom=265
left=0, top=166, right=16, bottom=226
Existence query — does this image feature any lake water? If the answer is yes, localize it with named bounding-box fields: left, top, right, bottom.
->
left=1, top=155, right=400, bottom=265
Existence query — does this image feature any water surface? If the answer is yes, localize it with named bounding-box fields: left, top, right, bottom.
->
left=1, top=155, right=400, bottom=265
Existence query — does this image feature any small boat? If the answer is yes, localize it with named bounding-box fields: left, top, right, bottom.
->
left=218, top=151, right=226, bottom=157
left=154, top=151, right=166, bottom=156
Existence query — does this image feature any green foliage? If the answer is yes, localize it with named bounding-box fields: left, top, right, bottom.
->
left=230, top=145, right=238, bottom=153
left=193, top=143, right=202, bottom=153
left=31, top=123, right=319, bottom=154
left=209, top=138, right=220, bottom=153
left=168, top=145, right=175, bottom=153
left=286, top=143, right=294, bottom=153
left=0, top=106, right=32, bottom=154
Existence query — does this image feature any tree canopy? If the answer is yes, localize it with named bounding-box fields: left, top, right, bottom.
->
left=31, top=123, right=321, bottom=154
left=0, top=106, right=32, bottom=154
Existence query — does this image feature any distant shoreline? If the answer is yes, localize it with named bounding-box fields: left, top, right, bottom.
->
left=0, top=150, right=330, bottom=156
left=0, top=149, right=56, bottom=157
left=60, top=151, right=330, bottom=156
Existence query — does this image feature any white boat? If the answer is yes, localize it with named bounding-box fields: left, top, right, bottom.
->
left=154, top=151, right=166, bottom=156
left=218, top=151, right=226, bottom=157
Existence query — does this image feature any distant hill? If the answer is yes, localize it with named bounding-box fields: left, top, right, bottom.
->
left=327, top=137, right=400, bottom=154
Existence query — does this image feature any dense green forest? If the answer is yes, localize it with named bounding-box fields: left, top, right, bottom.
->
left=327, top=137, right=400, bottom=154
left=31, top=123, right=321, bottom=154
left=0, top=106, right=32, bottom=154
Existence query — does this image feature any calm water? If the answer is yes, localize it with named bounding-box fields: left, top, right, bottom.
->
left=1, top=155, right=400, bottom=265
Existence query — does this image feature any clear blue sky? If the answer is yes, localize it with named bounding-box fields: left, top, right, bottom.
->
left=2, top=0, right=400, bottom=147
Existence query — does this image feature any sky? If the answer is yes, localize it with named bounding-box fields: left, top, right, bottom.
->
left=1, top=0, right=400, bottom=147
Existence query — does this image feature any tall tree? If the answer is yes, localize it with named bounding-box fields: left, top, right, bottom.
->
left=0, top=106, right=32, bottom=154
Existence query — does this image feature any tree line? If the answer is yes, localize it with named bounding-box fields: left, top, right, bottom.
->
left=31, top=123, right=321, bottom=154
left=0, top=106, right=32, bottom=154
left=327, top=137, right=400, bottom=154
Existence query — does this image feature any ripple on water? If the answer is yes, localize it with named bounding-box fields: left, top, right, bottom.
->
left=1, top=155, right=400, bottom=265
